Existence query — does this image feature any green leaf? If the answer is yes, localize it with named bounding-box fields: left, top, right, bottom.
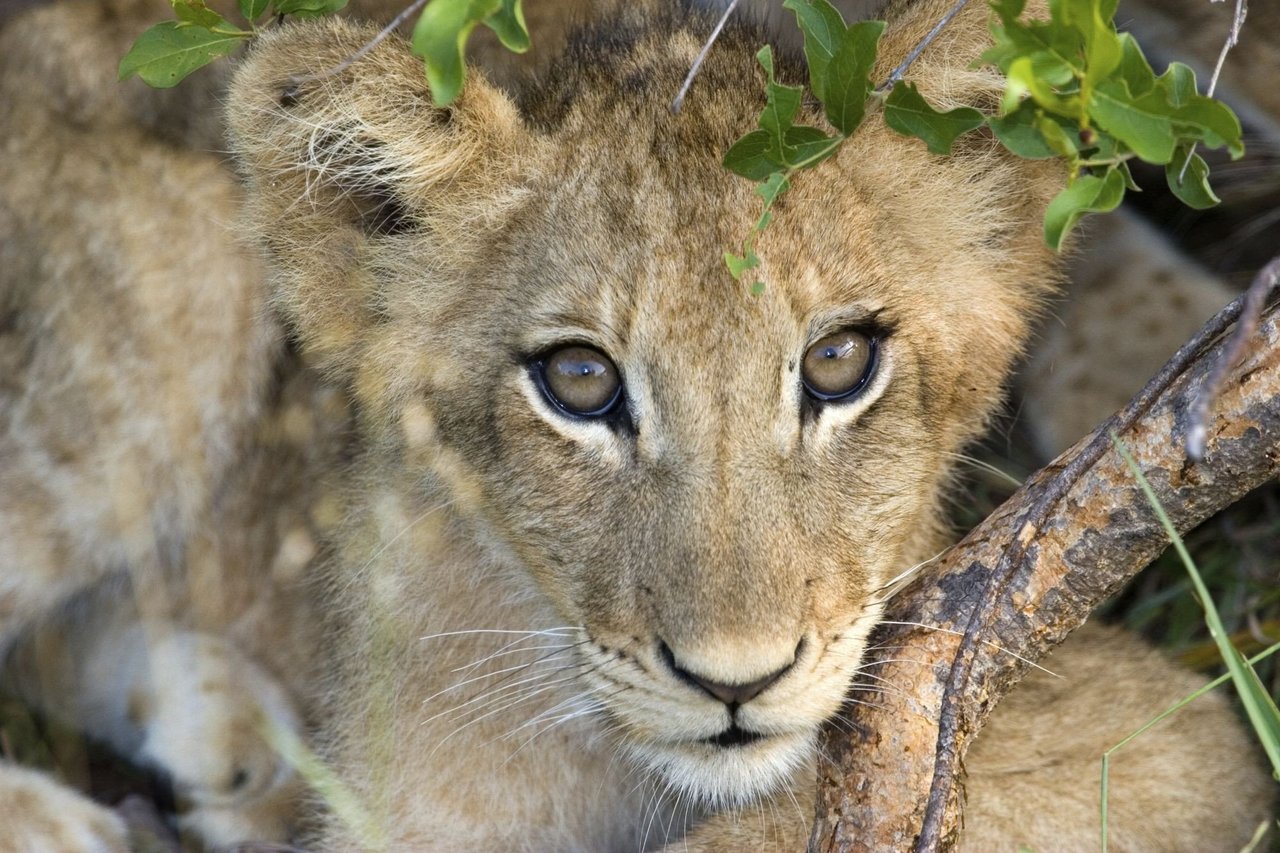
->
left=1007, top=55, right=1075, bottom=116
left=983, top=5, right=1080, bottom=87
left=118, top=21, right=248, bottom=87
left=1115, top=159, right=1139, bottom=191
left=273, top=0, right=348, bottom=18
left=822, top=20, right=884, bottom=135
left=1115, top=33, right=1156, bottom=96
left=171, top=0, right=226, bottom=29
left=1154, top=64, right=1242, bottom=157
left=988, top=103, right=1059, bottom=159
left=412, top=0, right=501, bottom=107
left=238, top=0, right=270, bottom=22
left=1158, top=61, right=1197, bottom=107
left=782, top=0, right=848, bottom=102
left=1034, top=111, right=1079, bottom=158
left=484, top=0, right=529, bottom=53
left=1172, top=100, right=1244, bottom=158
left=883, top=81, right=984, bottom=155
left=1060, top=0, right=1122, bottom=89
left=782, top=125, right=838, bottom=167
left=725, top=250, right=760, bottom=280
left=1088, top=80, right=1178, bottom=164
left=723, top=129, right=777, bottom=180
left=756, top=172, right=791, bottom=207
left=1043, top=167, right=1125, bottom=250
left=750, top=280, right=767, bottom=296
left=1165, top=145, right=1220, bottom=209
left=989, top=0, right=1028, bottom=27
left=756, top=46, right=804, bottom=161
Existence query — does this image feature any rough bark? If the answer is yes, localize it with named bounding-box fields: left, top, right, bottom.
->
left=809, top=297, right=1280, bottom=852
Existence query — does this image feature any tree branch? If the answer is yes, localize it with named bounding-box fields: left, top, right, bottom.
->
left=809, top=291, right=1280, bottom=852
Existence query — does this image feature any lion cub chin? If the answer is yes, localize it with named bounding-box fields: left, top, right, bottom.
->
left=217, top=0, right=1274, bottom=849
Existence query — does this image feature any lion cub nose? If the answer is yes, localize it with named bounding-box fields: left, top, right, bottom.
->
left=658, top=639, right=801, bottom=707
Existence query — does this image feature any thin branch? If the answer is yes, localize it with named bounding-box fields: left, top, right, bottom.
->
left=1186, top=255, right=1280, bottom=459
left=674, top=0, right=969, bottom=111
left=671, top=0, right=741, bottom=114
left=1177, top=0, right=1247, bottom=180
left=283, top=0, right=429, bottom=96
left=875, top=0, right=970, bottom=92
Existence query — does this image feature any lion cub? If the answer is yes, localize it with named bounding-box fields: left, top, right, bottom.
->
left=223, top=0, right=1272, bottom=849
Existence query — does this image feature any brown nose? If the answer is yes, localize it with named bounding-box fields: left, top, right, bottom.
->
left=658, top=639, right=801, bottom=707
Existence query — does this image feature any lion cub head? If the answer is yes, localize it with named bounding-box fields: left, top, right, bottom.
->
left=229, top=0, right=1060, bottom=808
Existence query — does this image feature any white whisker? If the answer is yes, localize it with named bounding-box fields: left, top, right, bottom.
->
left=875, top=620, right=1061, bottom=677
left=418, top=626, right=583, bottom=643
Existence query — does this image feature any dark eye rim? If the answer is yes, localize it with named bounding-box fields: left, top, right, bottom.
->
left=801, top=333, right=881, bottom=404
left=528, top=344, right=626, bottom=420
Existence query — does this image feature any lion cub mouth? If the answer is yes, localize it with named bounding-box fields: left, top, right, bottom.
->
left=578, top=633, right=846, bottom=806
left=701, top=724, right=767, bottom=748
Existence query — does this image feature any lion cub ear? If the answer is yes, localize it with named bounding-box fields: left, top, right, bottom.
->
left=226, top=20, right=536, bottom=376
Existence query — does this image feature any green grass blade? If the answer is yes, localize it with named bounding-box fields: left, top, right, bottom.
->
left=263, top=719, right=386, bottom=851
left=1112, top=435, right=1280, bottom=779
left=1100, top=642, right=1280, bottom=850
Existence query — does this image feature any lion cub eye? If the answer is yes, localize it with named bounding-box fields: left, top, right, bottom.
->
left=801, top=329, right=877, bottom=402
left=535, top=345, right=624, bottom=418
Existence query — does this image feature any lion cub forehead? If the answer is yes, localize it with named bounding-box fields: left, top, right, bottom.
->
left=512, top=239, right=889, bottom=362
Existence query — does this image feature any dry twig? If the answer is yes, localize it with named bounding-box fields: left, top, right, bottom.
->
left=283, top=0, right=428, bottom=97
left=1187, top=255, right=1280, bottom=459
left=671, top=0, right=741, bottom=113
left=1177, top=0, right=1248, bottom=180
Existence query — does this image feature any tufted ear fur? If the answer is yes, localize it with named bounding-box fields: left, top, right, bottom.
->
left=226, top=20, right=541, bottom=377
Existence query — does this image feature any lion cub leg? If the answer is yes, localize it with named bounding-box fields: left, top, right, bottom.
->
left=5, top=611, right=305, bottom=848
left=962, top=624, right=1274, bottom=851
left=0, top=762, right=130, bottom=853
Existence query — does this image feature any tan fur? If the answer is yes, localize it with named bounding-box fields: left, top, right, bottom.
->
left=218, top=1, right=1269, bottom=849
left=0, top=763, right=130, bottom=852
left=0, top=1, right=353, bottom=845
left=0, top=1, right=287, bottom=845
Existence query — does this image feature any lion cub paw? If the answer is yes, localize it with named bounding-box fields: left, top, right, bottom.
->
left=121, top=629, right=304, bottom=846
left=0, top=763, right=129, bottom=853
left=50, top=625, right=306, bottom=847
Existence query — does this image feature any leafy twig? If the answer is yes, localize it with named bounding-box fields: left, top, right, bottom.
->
left=1186, top=255, right=1280, bottom=460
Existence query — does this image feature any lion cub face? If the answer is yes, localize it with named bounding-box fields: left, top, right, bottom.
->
left=231, top=8, right=1058, bottom=807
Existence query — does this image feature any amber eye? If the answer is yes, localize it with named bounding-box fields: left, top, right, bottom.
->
left=801, top=329, right=877, bottom=401
left=535, top=345, right=624, bottom=418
